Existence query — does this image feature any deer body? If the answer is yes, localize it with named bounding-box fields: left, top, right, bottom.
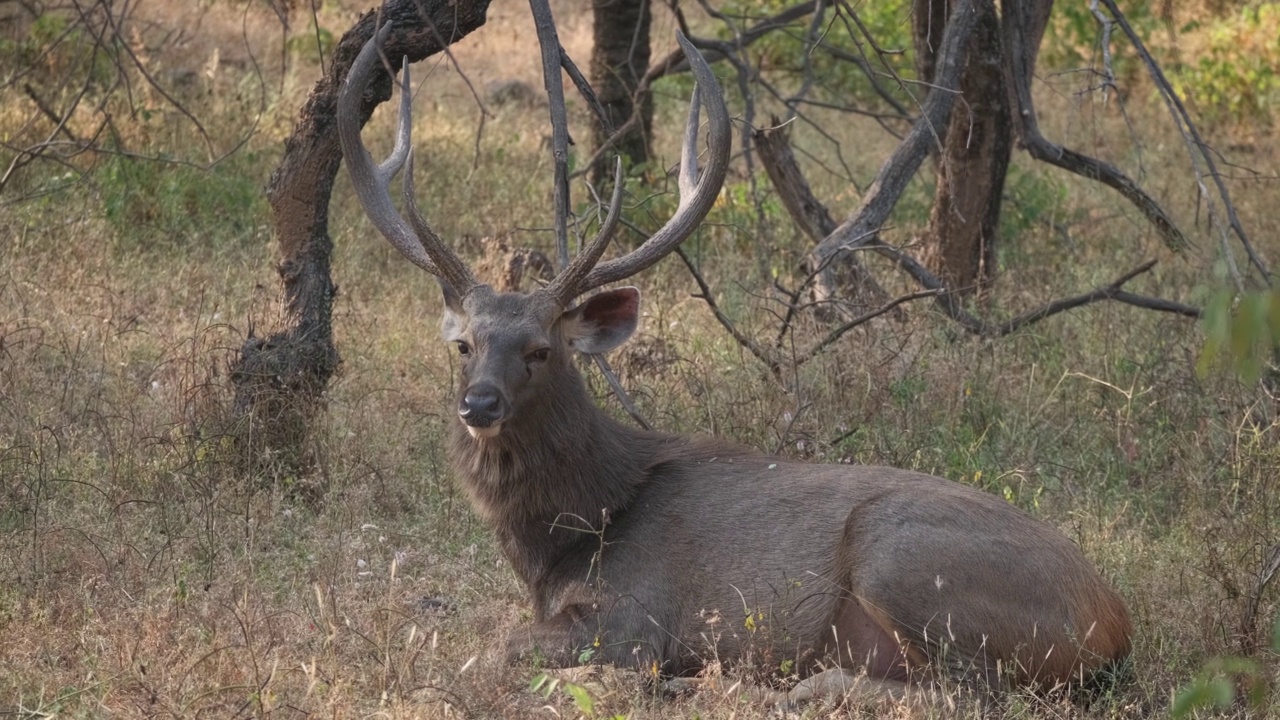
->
left=443, top=289, right=1131, bottom=687
left=338, top=23, right=1131, bottom=697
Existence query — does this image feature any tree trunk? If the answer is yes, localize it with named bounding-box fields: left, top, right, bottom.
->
left=915, top=0, right=1012, bottom=292
left=590, top=0, right=652, bottom=178
left=229, top=0, right=491, bottom=478
left=806, top=0, right=980, bottom=309
left=754, top=123, right=902, bottom=319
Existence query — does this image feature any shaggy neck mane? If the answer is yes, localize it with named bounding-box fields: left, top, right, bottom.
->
left=447, top=361, right=672, bottom=599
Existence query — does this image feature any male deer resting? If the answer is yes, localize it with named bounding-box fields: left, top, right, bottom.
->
left=338, top=24, right=1132, bottom=705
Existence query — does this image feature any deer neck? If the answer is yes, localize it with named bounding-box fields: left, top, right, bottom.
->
left=446, top=362, right=657, bottom=593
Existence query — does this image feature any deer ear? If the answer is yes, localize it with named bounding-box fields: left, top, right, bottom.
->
left=439, top=279, right=466, bottom=341
left=563, top=287, right=640, bottom=354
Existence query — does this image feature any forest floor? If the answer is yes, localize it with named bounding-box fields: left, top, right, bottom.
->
left=1, top=0, right=1277, bottom=717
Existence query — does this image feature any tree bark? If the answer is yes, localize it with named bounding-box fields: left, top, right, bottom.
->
left=915, top=0, right=1011, bottom=292
left=754, top=123, right=900, bottom=318
left=590, top=0, right=653, bottom=178
left=230, top=0, right=491, bottom=474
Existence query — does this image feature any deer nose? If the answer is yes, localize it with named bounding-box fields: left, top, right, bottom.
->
left=459, top=384, right=504, bottom=427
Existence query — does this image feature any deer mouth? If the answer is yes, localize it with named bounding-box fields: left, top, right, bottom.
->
left=465, top=422, right=503, bottom=439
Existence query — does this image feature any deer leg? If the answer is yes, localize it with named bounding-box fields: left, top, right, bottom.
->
left=664, top=669, right=948, bottom=711
left=504, top=612, right=598, bottom=667
left=662, top=676, right=791, bottom=706
left=828, top=596, right=928, bottom=681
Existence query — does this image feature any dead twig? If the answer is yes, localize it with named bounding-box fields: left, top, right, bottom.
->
left=1240, top=543, right=1280, bottom=655
left=791, top=289, right=940, bottom=366
left=677, top=247, right=937, bottom=380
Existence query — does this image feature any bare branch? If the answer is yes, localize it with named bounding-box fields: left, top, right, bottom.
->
left=1002, top=0, right=1187, bottom=255
left=807, top=0, right=980, bottom=303
left=754, top=121, right=901, bottom=319
left=1095, top=0, right=1270, bottom=286
left=578, top=31, right=732, bottom=291
left=792, top=289, right=940, bottom=367
left=559, top=47, right=610, bottom=131
left=576, top=0, right=822, bottom=178
left=876, top=244, right=1199, bottom=334
left=1240, top=543, right=1280, bottom=655
left=98, top=0, right=217, bottom=160
left=529, top=0, right=574, bottom=271
left=591, top=354, right=654, bottom=431
left=677, top=247, right=782, bottom=377
left=21, top=84, right=80, bottom=143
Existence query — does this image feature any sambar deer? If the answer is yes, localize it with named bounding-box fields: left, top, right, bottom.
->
left=338, top=23, right=1132, bottom=705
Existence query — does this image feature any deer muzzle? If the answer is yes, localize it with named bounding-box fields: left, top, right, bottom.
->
left=458, top=383, right=505, bottom=438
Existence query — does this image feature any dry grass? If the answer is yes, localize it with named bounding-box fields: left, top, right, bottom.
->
left=2, top=1, right=1279, bottom=718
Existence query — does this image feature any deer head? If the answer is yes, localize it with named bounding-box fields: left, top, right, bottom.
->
left=337, top=23, right=730, bottom=440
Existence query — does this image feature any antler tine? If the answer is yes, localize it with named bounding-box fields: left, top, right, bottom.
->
left=575, top=31, right=730, bottom=294
left=337, top=23, right=477, bottom=295
left=545, top=157, right=626, bottom=305
left=404, top=148, right=480, bottom=293
left=680, top=83, right=702, bottom=200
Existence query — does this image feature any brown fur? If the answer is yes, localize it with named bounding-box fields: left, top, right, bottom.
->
left=438, top=286, right=1132, bottom=692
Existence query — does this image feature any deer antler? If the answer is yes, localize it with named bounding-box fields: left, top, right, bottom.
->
left=566, top=31, right=732, bottom=298
left=337, top=22, right=479, bottom=296
left=340, top=25, right=727, bottom=304
left=543, top=157, right=626, bottom=305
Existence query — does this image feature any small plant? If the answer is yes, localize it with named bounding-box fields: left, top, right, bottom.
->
left=1170, top=6, right=1280, bottom=129
left=1172, top=614, right=1280, bottom=716
left=1040, top=1, right=1161, bottom=81
left=1197, top=287, right=1280, bottom=384
left=530, top=672, right=625, bottom=719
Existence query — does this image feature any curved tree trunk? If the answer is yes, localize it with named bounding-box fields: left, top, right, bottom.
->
left=589, top=0, right=652, bottom=178
left=230, top=0, right=491, bottom=477
left=914, top=0, right=1012, bottom=293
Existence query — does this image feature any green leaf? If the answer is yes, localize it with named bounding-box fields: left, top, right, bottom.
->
left=1271, top=613, right=1280, bottom=651
left=1197, top=289, right=1234, bottom=377
left=564, top=682, right=594, bottom=716
left=529, top=672, right=550, bottom=694
left=1268, top=290, right=1280, bottom=349
left=1172, top=680, right=1214, bottom=717
left=1207, top=677, right=1236, bottom=707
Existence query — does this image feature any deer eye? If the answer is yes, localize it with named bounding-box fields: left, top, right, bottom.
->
left=526, top=347, right=550, bottom=363
left=455, top=341, right=471, bottom=357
